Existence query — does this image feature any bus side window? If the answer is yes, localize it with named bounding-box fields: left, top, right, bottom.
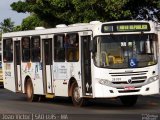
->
left=31, top=36, right=41, bottom=62
left=65, top=33, right=79, bottom=62
left=22, top=37, right=30, bottom=62
left=3, top=38, right=13, bottom=62
left=54, top=34, right=65, bottom=62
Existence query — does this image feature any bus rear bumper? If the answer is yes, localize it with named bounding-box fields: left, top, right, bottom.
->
left=93, top=80, right=159, bottom=98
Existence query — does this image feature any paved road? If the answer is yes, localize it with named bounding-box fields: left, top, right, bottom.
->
left=0, top=87, right=160, bottom=120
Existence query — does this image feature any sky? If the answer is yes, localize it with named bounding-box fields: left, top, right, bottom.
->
left=0, top=0, right=29, bottom=25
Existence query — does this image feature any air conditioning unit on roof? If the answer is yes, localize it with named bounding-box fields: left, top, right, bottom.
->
left=35, top=27, right=45, bottom=30
left=56, top=24, right=67, bottom=28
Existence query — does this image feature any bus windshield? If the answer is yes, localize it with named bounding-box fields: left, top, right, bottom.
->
left=93, top=34, right=158, bottom=69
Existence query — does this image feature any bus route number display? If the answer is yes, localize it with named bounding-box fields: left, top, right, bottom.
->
left=102, top=22, right=150, bottom=33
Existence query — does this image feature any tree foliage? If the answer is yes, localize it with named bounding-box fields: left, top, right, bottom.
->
left=21, top=14, right=44, bottom=30
left=11, top=0, right=160, bottom=29
left=0, top=18, right=14, bottom=33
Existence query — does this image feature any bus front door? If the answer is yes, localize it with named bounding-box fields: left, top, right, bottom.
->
left=14, top=41, right=22, bottom=92
left=42, top=39, right=54, bottom=93
left=81, top=36, right=92, bottom=96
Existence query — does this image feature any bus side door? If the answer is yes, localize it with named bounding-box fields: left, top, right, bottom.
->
left=42, top=38, right=54, bottom=94
left=14, top=41, right=22, bottom=92
left=80, top=32, right=93, bottom=96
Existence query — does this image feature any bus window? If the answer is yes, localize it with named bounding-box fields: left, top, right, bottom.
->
left=31, top=36, right=41, bottom=62
left=3, top=38, right=13, bottom=62
left=22, top=37, right=30, bottom=62
left=65, top=33, right=79, bottom=62
left=54, top=34, right=65, bottom=62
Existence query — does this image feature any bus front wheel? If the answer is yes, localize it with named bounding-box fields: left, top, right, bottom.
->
left=120, top=95, right=138, bottom=107
left=26, top=80, right=38, bottom=102
left=71, top=82, right=85, bottom=107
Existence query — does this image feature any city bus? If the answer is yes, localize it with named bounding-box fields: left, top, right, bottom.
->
left=2, top=20, right=160, bottom=107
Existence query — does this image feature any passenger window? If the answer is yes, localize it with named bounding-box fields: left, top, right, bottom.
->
left=65, top=33, right=79, bottom=62
left=3, top=38, right=13, bottom=62
left=22, top=37, right=30, bottom=62
left=54, top=34, right=65, bottom=62
left=31, top=36, right=41, bottom=62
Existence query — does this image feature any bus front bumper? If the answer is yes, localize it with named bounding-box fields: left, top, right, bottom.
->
left=93, top=80, right=159, bottom=98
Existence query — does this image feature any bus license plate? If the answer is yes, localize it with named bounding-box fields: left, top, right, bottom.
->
left=124, top=86, right=135, bottom=90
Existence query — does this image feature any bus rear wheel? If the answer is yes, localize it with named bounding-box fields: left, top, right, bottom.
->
left=71, top=82, right=86, bottom=107
left=120, top=95, right=138, bottom=107
left=26, top=80, right=38, bottom=102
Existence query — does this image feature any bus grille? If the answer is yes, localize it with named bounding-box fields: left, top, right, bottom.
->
left=112, top=76, right=147, bottom=84
left=109, top=71, right=148, bottom=76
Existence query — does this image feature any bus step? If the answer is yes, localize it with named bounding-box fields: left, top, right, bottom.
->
left=45, top=94, right=55, bottom=99
left=83, top=96, right=93, bottom=98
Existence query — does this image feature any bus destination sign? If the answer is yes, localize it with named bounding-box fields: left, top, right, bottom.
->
left=102, top=22, right=150, bottom=33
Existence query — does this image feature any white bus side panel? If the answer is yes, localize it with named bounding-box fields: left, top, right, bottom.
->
left=3, top=63, right=16, bottom=92
left=67, top=62, right=82, bottom=96
left=21, top=62, right=44, bottom=95
left=53, top=62, right=81, bottom=97
left=53, top=63, right=68, bottom=96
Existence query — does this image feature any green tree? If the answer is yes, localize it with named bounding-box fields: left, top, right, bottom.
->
left=11, top=0, right=160, bottom=28
left=21, top=14, right=44, bottom=30
left=13, top=25, right=22, bottom=32
left=0, top=18, right=14, bottom=33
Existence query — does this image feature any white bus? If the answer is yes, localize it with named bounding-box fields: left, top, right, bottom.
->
left=2, top=20, right=160, bottom=107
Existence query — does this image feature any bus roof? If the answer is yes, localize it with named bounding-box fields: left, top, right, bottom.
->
left=2, top=23, right=94, bottom=38
left=2, top=20, right=157, bottom=38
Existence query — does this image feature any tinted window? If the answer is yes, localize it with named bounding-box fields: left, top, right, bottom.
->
left=31, top=36, right=41, bottom=62
left=22, top=37, right=30, bottom=62
left=65, top=33, right=79, bottom=62
left=3, top=38, right=13, bottom=62
left=54, top=34, right=65, bottom=62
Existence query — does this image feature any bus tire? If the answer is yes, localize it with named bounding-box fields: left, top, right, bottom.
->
left=71, top=82, right=85, bottom=107
left=120, top=95, right=138, bottom=107
left=26, top=80, right=38, bottom=102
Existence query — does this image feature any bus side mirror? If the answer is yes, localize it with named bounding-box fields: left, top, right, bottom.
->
left=90, top=40, right=96, bottom=53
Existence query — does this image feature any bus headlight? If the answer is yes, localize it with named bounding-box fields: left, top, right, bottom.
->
left=147, top=75, right=159, bottom=83
left=98, top=79, right=112, bottom=86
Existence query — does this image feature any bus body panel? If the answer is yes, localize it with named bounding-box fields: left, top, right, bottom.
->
left=21, top=62, right=44, bottom=95
left=53, top=62, right=68, bottom=96
left=92, top=65, right=159, bottom=98
left=3, top=63, right=16, bottom=92
left=53, top=62, right=81, bottom=96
